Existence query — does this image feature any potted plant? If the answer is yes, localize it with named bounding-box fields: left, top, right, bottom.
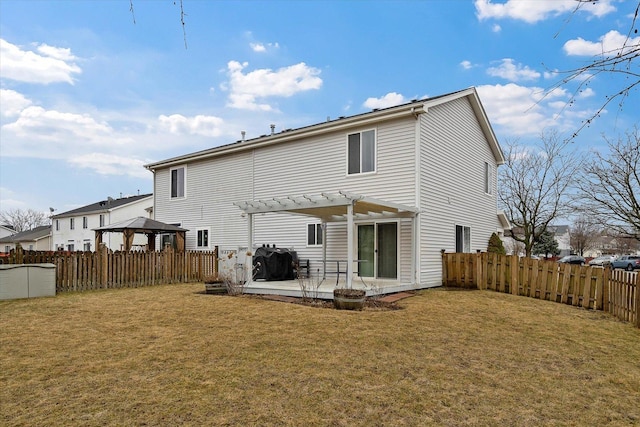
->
left=333, top=287, right=366, bottom=310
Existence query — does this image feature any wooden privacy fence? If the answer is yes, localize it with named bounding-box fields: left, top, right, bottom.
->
left=2, top=245, right=218, bottom=293
left=442, top=252, right=640, bottom=328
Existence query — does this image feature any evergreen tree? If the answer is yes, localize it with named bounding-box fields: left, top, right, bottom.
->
left=532, top=230, right=560, bottom=258
left=487, top=232, right=506, bottom=255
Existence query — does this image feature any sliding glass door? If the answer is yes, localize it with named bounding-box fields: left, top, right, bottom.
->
left=357, top=222, right=397, bottom=279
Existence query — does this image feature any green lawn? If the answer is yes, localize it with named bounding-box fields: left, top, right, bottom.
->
left=1, top=284, right=639, bottom=426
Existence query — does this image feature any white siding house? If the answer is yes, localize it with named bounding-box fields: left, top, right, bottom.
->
left=146, top=88, right=506, bottom=294
left=51, top=194, right=153, bottom=252
left=0, top=225, right=51, bottom=252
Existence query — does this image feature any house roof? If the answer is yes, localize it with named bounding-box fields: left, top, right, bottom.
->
left=234, top=191, right=418, bottom=222
left=52, top=194, right=153, bottom=218
left=0, top=225, right=51, bottom=243
left=93, top=217, right=188, bottom=233
left=145, top=87, right=504, bottom=171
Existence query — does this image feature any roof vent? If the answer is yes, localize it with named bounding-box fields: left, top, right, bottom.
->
left=241, top=131, right=246, bottom=142
left=270, top=124, right=275, bottom=135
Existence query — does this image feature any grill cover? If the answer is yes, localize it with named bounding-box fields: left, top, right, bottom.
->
left=253, top=246, right=295, bottom=281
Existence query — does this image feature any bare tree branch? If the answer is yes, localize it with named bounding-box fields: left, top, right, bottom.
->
left=578, top=126, right=640, bottom=240
left=0, top=209, right=50, bottom=232
left=499, top=130, right=582, bottom=256
left=543, top=0, right=639, bottom=140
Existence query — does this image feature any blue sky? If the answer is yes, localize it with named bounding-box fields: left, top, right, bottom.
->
left=1, top=0, right=638, bottom=216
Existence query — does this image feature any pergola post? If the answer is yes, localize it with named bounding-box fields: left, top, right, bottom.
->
left=246, top=213, right=253, bottom=285
left=346, top=202, right=354, bottom=289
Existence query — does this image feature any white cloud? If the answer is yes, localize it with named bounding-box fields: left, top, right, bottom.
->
left=492, top=24, right=502, bottom=33
left=363, top=92, right=407, bottom=109
left=487, top=58, right=541, bottom=82
left=0, top=89, right=32, bottom=117
left=3, top=106, right=113, bottom=145
left=68, top=153, right=151, bottom=179
left=476, top=83, right=591, bottom=136
left=250, top=42, right=279, bottom=52
left=0, top=39, right=81, bottom=84
left=223, top=60, right=322, bottom=111
left=158, top=114, right=225, bottom=137
left=564, top=30, right=640, bottom=56
left=474, top=0, right=615, bottom=23
left=0, top=187, right=26, bottom=210
left=460, top=60, right=474, bottom=70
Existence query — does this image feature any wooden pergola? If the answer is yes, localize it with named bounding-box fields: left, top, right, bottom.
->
left=93, top=217, right=188, bottom=252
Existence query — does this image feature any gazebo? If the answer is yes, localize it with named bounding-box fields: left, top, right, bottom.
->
left=93, top=217, right=188, bottom=252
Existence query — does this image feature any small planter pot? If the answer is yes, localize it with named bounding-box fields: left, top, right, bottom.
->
left=204, top=281, right=227, bottom=295
left=333, top=288, right=366, bottom=310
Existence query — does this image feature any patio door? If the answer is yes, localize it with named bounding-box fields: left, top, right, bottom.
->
left=357, top=222, right=397, bottom=279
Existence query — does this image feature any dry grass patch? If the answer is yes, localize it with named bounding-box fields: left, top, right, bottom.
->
left=1, top=284, right=639, bottom=426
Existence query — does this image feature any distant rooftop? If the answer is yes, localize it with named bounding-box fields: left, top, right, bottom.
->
left=52, top=193, right=153, bottom=218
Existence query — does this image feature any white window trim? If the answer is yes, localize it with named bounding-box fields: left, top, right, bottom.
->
left=346, top=128, right=377, bottom=176
left=484, top=161, right=493, bottom=195
left=306, top=223, right=323, bottom=247
left=196, top=228, right=210, bottom=249
left=170, top=165, right=187, bottom=199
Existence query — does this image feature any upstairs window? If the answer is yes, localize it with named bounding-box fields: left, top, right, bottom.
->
left=307, top=223, right=323, bottom=246
left=70, top=218, right=75, bottom=230
left=99, top=214, right=105, bottom=227
left=484, top=162, right=493, bottom=195
left=347, top=129, right=376, bottom=175
left=55, top=220, right=59, bottom=231
left=171, top=166, right=186, bottom=198
left=83, top=216, right=88, bottom=229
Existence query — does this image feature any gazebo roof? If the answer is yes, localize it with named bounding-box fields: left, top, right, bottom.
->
left=93, top=217, right=188, bottom=233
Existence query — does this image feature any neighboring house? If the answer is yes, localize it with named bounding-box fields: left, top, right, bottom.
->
left=547, top=225, right=571, bottom=257
left=0, top=224, right=16, bottom=245
left=0, top=225, right=51, bottom=252
left=51, top=194, right=153, bottom=252
left=145, top=87, right=507, bottom=291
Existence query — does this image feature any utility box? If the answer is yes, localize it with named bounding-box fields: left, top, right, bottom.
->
left=0, top=264, right=56, bottom=300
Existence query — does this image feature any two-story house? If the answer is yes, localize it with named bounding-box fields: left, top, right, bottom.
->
left=51, top=194, right=153, bottom=252
left=145, top=87, right=507, bottom=294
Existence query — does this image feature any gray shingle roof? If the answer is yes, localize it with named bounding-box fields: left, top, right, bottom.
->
left=0, top=225, right=51, bottom=243
left=51, top=194, right=152, bottom=218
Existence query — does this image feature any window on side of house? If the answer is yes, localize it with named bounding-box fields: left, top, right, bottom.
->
left=171, top=166, right=186, bottom=198
left=67, top=243, right=75, bottom=252
left=455, top=225, right=471, bottom=253
left=55, top=220, right=59, bottom=231
left=83, top=241, right=91, bottom=251
left=307, top=223, right=323, bottom=246
left=484, top=161, right=493, bottom=195
left=197, top=229, right=209, bottom=249
left=99, top=214, right=105, bottom=227
left=70, top=218, right=75, bottom=230
left=83, top=216, right=88, bottom=229
left=347, top=129, right=376, bottom=175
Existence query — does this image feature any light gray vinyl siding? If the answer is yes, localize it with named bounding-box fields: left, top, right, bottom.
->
left=154, top=151, right=254, bottom=249
left=250, top=116, right=417, bottom=281
left=419, top=96, right=499, bottom=286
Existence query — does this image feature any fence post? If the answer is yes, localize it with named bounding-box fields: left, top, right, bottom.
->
left=476, top=251, right=484, bottom=289
left=100, top=243, right=108, bottom=288
left=15, top=243, right=24, bottom=264
left=441, top=249, right=447, bottom=286
left=635, top=273, right=640, bottom=328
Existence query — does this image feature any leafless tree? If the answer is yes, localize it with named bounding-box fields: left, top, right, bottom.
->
left=546, top=1, right=639, bottom=139
left=0, top=208, right=50, bottom=232
left=129, top=0, right=188, bottom=48
left=569, top=216, right=600, bottom=256
left=499, top=130, right=582, bottom=257
left=578, top=126, right=640, bottom=240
